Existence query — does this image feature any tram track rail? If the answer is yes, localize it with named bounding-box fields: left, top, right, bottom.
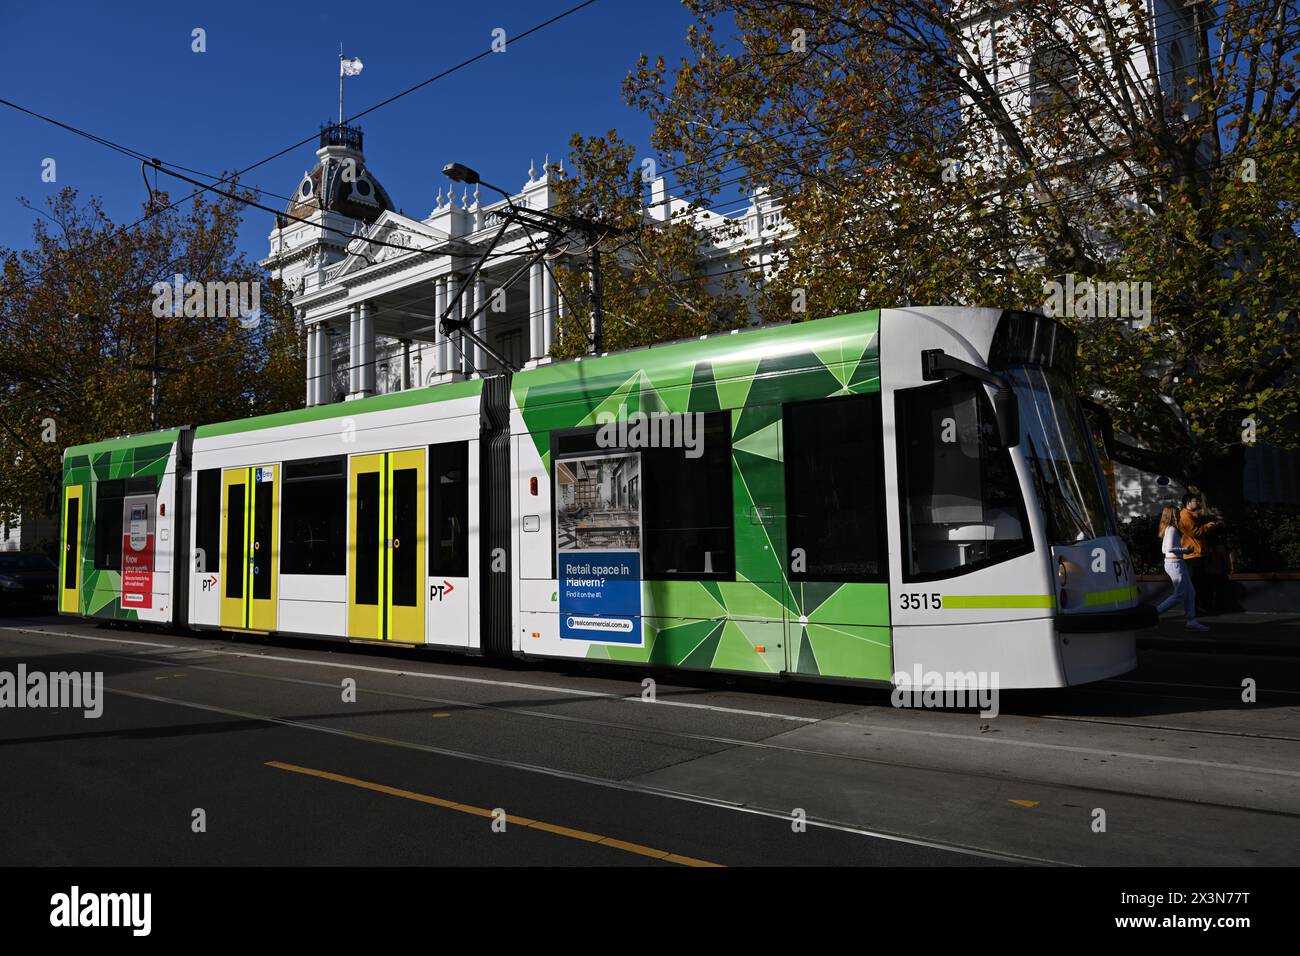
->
left=3, top=625, right=1297, bottom=831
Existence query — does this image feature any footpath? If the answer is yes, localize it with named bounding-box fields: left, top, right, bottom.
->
left=1140, top=610, right=1300, bottom=656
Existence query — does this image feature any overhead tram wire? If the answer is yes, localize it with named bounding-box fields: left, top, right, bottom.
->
left=633, top=62, right=1300, bottom=243
left=25, top=7, right=1284, bottom=382
left=5, top=2, right=1287, bottom=300
left=632, top=4, right=1299, bottom=212
left=638, top=53, right=1300, bottom=226
left=19, top=124, right=1293, bottom=416
left=25, top=51, right=1283, bottom=364
left=0, top=0, right=1260, bottom=293
left=63, top=124, right=1300, bottom=386
left=9, top=28, right=1292, bottom=385
left=0, top=0, right=602, bottom=293
left=2, top=3, right=1284, bottom=299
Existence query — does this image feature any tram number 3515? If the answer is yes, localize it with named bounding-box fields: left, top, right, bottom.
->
left=899, top=592, right=942, bottom=610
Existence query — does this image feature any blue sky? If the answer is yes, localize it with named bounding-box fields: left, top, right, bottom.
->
left=0, top=0, right=697, bottom=267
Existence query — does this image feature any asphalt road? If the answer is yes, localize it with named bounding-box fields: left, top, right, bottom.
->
left=1, top=614, right=1297, bottom=867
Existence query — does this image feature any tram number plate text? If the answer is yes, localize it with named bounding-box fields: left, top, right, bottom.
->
left=899, top=592, right=942, bottom=610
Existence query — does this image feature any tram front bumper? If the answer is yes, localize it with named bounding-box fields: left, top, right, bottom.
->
left=1055, top=603, right=1155, bottom=685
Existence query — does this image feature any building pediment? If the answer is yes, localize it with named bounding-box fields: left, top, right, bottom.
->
left=330, top=211, right=450, bottom=280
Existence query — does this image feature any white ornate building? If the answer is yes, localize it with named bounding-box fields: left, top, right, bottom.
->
left=262, top=124, right=788, bottom=406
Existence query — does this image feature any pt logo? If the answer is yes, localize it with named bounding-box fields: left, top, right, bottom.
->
left=200, top=574, right=218, bottom=593
left=431, top=580, right=455, bottom=602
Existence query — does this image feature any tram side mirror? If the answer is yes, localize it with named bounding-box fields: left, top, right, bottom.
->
left=993, top=387, right=1020, bottom=449
left=921, top=349, right=1019, bottom=449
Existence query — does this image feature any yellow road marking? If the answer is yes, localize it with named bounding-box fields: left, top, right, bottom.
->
left=265, top=760, right=723, bottom=867
left=1008, top=799, right=1040, bottom=808
left=430, top=712, right=450, bottom=718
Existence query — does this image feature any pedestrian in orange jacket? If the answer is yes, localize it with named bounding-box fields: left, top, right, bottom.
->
left=1178, top=492, right=1219, bottom=613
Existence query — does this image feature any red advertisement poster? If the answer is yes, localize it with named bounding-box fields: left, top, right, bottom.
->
left=121, top=500, right=154, bottom=609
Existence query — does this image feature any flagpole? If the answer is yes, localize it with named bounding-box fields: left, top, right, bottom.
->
left=338, top=45, right=344, bottom=126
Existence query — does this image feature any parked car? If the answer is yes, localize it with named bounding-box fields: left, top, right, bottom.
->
left=0, top=552, right=58, bottom=614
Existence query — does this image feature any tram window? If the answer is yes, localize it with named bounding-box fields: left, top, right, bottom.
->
left=252, top=481, right=273, bottom=599
left=896, top=378, right=1032, bottom=581
left=429, top=442, right=468, bottom=577
left=225, top=483, right=245, bottom=600
left=280, top=457, right=345, bottom=575
left=355, top=473, right=380, bottom=604
left=391, top=468, right=418, bottom=605
left=63, top=496, right=79, bottom=590
left=93, top=479, right=125, bottom=571
left=642, top=412, right=734, bottom=580
left=195, top=469, right=221, bottom=573
left=784, top=393, right=887, bottom=582
left=552, top=413, right=734, bottom=581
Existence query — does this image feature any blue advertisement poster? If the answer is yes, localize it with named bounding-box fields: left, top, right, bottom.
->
left=555, top=451, right=643, bottom=645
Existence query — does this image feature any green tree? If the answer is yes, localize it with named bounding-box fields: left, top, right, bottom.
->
left=550, top=130, right=750, bottom=359
left=622, top=0, right=1300, bottom=516
left=0, top=185, right=304, bottom=534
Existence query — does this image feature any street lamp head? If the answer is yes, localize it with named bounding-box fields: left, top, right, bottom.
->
left=442, top=162, right=480, bottom=185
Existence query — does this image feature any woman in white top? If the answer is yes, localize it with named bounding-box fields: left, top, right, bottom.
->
left=1155, top=505, right=1208, bottom=631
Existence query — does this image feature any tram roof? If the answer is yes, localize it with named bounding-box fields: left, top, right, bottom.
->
left=63, top=309, right=885, bottom=458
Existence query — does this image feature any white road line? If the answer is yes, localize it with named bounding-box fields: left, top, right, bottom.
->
left=0, top=625, right=820, bottom=723
left=845, top=722, right=1300, bottom=779
left=0, top=626, right=177, bottom=650
left=104, top=685, right=1067, bottom=866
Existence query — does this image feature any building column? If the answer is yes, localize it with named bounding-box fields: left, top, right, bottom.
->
left=320, top=324, right=332, bottom=404
left=542, top=265, right=557, bottom=358
left=310, top=323, right=324, bottom=406
left=347, top=305, right=361, bottom=397
left=529, top=262, right=544, bottom=361
left=473, top=278, right=487, bottom=372
left=434, top=275, right=448, bottom=375
left=400, top=340, right=411, bottom=391
left=320, top=325, right=332, bottom=403
left=305, top=321, right=318, bottom=407
left=357, top=301, right=375, bottom=397
left=412, top=343, right=423, bottom=389
left=456, top=275, right=471, bottom=377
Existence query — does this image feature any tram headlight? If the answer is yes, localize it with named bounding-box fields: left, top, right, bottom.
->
left=1057, top=557, right=1068, bottom=587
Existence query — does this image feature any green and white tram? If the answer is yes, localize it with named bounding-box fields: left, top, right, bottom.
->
left=57, top=307, right=1154, bottom=688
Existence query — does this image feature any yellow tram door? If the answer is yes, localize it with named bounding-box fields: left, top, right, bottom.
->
left=348, top=454, right=385, bottom=641
left=220, top=466, right=279, bottom=631
left=348, top=450, right=425, bottom=643
left=385, top=449, right=426, bottom=643
left=60, top=485, right=83, bottom=613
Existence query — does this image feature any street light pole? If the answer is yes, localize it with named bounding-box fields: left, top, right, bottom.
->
left=151, top=309, right=159, bottom=431
left=442, top=162, right=615, bottom=360
left=589, top=247, right=603, bottom=355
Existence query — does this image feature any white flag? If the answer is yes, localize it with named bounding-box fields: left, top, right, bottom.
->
left=340, top=56, right=363, bottom=77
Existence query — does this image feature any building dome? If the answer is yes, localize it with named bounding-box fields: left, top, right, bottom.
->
left=285, top=124, right=395, bottom=224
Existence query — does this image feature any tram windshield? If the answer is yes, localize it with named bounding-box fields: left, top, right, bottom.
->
left=1005, top=365, right=1116, bottom=545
